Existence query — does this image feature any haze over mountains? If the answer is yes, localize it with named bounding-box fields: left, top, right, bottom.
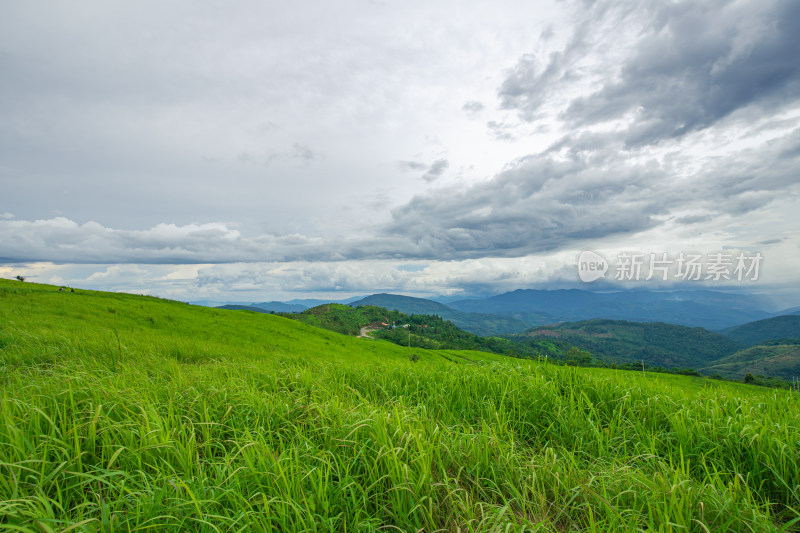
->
left=210, top=288, right=786, bottom=334
left=447, top=289, right=774, bottom=331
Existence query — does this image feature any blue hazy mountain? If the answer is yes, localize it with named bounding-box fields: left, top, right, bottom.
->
left=448, top=289, right=773, bottom=330
left=249, top=301, right=310, bottom=313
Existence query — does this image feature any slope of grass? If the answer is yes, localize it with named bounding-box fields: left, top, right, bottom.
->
left=1, top=279, right=800, bottom=532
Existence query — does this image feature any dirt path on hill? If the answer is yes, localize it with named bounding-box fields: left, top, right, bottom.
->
left=357, top=327, right=376, bottom=339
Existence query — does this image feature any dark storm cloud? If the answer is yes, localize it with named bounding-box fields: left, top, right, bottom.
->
left=500, top=0, right=800, bottom=146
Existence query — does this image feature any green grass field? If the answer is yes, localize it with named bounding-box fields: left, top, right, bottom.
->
left=1, top=279, right=799, bottom=532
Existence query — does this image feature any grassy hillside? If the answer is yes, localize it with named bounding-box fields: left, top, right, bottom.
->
left=350, top=293, right=531, bottom=336
left=279, top=303, right=390, bottom=336
left=2, top=279, right=800, bottom=532
left=719, top=315, right=800, bottom=345
left=518, top=319, right=742, bottom=369
left=701, top=344, right=800, bottom=381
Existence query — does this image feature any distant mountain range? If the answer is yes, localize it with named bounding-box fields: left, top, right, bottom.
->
left=448, top=289, right=773, bottom=330
left=348, top=289, right=780, bottom=333
left=209, top=288, right=795, bottom=336
left=250, top=301, right=310, bottom=313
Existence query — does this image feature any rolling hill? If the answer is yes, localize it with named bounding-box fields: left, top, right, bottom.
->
left=516, top=319, right=743, bottom=369
left=350, top=293, right=531, bottom=336
left=701, top=344, right=800, bottom=381
left=718, top=315, right=800, bottom=345
left=2, top=279, right=799, bottom=530
left=229, top=295, right=800, bottom=382
left=281, top=302, right=577, bottom=358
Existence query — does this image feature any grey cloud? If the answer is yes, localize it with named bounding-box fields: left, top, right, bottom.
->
left=383, top=124, right=800, bottom=259
left=398, top=158, right=449, bottom=182
left=0, top=218, right=342, bottom=264
left=0, top=215, right=442, bottom=264
left=674, top=214, right=714, bottom=225
left=501, top=0, right=800, bottom=146
left=3, top=124, right=798, bottom=265
left=397, top=160, right=428, bottom=172
left=462, top=100, right=485, bottom=116
left=421, top=159, right=449, bottom=182
left=287, top=143, right=320, bottom=163
left=239, top=143, right=322, bottom=166
left=238, top=152, right=256, bottom=163
left=385, top=155, right=662, bottom=258
left=584, top=0, right=800, bottom=145
left=497, top=1, right=599, bottom=122
left=197, top=261, right=410, bottom=295
left=2, top=123, right=798, bottom=266
left=487, top=121, right=516, bottom=141
left=544, top=130, right=620, bottom=159
left=498, top=54, right=558, bottom=121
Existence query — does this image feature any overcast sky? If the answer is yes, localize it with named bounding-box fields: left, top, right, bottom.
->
left=1, top=0, right=799, bottom=307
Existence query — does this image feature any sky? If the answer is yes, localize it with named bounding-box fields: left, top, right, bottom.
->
left=1, top=0, right=799, bottom=308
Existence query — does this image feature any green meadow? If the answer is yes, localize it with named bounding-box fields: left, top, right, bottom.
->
left=1, top=279, right=799, bottom=532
